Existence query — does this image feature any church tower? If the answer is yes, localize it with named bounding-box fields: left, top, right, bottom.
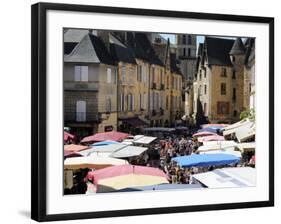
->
left=176, top=34, right=197, bottom=87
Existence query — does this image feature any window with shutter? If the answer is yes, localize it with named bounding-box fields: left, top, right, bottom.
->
left=76, top=101, right=86, bottom=121
left=107, top=68, right=111, bottom=83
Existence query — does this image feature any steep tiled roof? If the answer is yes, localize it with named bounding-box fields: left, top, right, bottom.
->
left=134, top=33, right=164, bottom=66
left=244, top=38, right=255, bottom=65
left=229, top=37, right=246, bottom=55
left=64, top=29, right=89, bottom=43
left=205, top=37, right=234, bottom=66
left=64, top=34, right=115, bottom=65
left=170, top=53, right=182, bottom=75
left=110, top=43, right=136, bottom=64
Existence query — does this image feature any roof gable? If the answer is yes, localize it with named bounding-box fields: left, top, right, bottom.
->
left=205, top=37, right=234, bottom=66
left=64, top=34, right=115, bottom=65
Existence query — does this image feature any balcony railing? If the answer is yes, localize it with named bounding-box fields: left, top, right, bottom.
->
left=64, top=112, right=100, bottom=122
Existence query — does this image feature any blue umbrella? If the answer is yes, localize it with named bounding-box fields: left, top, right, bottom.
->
left=90, top=140, right=120, bottom=147
left=206, top=126, right=223, bottom=130
left=171, top=153, right=240, bottom=168
left=197, top=128, right=219, bottom=134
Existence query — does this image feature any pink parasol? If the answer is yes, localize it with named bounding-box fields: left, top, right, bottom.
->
left=64, top=131, right=75, bottom=142
left=80, top=131, right=129, bottom=144
left=86, top=165, right=168, bottom=192
left=193, top=131, right=217, bottom=137
left=201, top=123, right=228, bottom=128
left=198, top=135, right=225, bottom=142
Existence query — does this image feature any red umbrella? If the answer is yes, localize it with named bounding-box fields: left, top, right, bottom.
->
left=86, top=165, right=168, bottom=192
left=80, top=131, right=129, bottom=144
left=64, top=131, right=75, bottom=142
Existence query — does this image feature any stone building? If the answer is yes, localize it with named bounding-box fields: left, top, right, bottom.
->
left=193, top=37, right=247, bottom=124
left=244, top=38, right=255, bottom=109
left=64, top=31, right=118, bottom=137
left=176, top=34, right=197, bottom=86
left=153, top=39, right=183, bottom=126
left=64, top=29, right=185, bottom=137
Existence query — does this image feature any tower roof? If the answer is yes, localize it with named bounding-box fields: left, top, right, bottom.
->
left=229, top=37, right=245, bottom=55
left=205, top=37, right=234, bottom=66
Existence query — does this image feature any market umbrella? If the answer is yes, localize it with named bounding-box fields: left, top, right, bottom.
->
left=198, top=135, right=225, bottom=142
left=87, top=165, right=169, bottom=192
left=103, top=183, right=203, bottom=193
left=64, top=151, right=83, bottom=159
left=193, top=131, right=217, bottom=137
left=201, top=124, right=228, bottom=129
left=171, top=153, right=240, bottom=168
left=64, top=144, right=89, bottom=152
left=64, top=156, right=129, bottom=170
left=197, top=128, right=218, bottom=134
left=64, top=131, right=75, bottom=142
left=90, top=140, right=121, bottom=147
left=80, top=131, right=129, bottom=144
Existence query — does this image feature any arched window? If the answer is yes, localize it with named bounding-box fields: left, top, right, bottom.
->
left=76, top=100, right=86, bottom=122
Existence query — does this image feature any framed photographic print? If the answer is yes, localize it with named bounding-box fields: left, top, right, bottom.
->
left=31, top=2, right=274, bottom=222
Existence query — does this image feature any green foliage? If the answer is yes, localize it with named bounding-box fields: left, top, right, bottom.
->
left=240, top=108, right=255, bottom=122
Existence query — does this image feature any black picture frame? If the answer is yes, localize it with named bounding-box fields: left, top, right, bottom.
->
left=31, top=2, right=274, bottom=222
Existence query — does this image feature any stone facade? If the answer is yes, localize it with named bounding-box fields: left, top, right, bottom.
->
left=193, top=37, right=248, bottom=124
left=176, top=34, right=197, bottom=84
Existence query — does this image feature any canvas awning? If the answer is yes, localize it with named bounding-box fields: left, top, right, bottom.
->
left=237, top=142, right=256, bottom=152
left=199, top=148, right=242, bottom=158
left=80, top=131, right=129, bottom=144
left=64, top=144, right=89, bottom=152
left=64, top=156, right=129, bottom=170
left=235, top=122, right=255, bottom=142
left=111, top=146, right=148, bottom=158
left=192, top=167, right=256, bottom=188
left=133, top=136, right=157, bottom=145
left=78, top=144, right=126, bottom=156
left=223, top=119, right=252, bottom=136
left=197, top=141, right=238, bottom=152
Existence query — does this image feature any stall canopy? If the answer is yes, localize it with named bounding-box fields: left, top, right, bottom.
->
left=222, top=119, right=251, bottom=136
left=199, top=148, right=242, bottom=158
left=197, top=128, right=218, bottom=134
left=64, top=144, right=89, bottom=152
left=64, top=156, right=128, bottom=170
left=78, top=144, right=126, bottom=157
left=108, top=183, right=203, bottom=192
left=198, top=135, right=225, bottom=142
left=90, top=140, right=120, bottom=147
left=80, top=131, right=129, bottom=144
left=235, top=122, right=255, bottom=142
left=237, top=142, right=256, bottom=152
left=192, top=167, right=256, bottom=188
left=198, top=141, right=238, bottom=152
left=171, top=153, right=240, bottom=168
left=203, top=140, right=237, bottom=147
left=88, top=165, right=169, bottom=192
left=133, top=136, right=157, bottom=145
left=202, top=124, right=228, bottom=129
left=193, top=131, right=217, bottom=137
left=111, top=146, right=148, bottom=158
left=64, top=131, right=75, bottom=142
